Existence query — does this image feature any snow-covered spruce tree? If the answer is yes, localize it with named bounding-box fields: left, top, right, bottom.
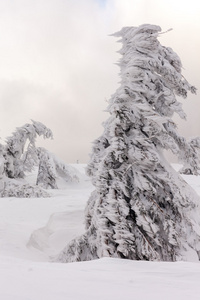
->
left=0, top=144, right=5, bottom=192
left=179, top=137, right=200, bottom=175
left=4, top=120, right=53, bottom=179
left=36, top=148, right=58, bottom=189
left=0, top=120, right=53, bottom=197
left=58, top=24, right=200, bottom=262
left=36, top=147, right=80, bottom=189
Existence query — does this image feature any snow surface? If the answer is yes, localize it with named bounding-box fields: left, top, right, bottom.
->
left=1, top=164, right=200, bottom=299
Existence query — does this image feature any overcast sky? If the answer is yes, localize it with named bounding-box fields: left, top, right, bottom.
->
left=0, top=0, right=200, bottom=163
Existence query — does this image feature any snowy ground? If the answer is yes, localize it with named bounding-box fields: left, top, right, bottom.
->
left=1, top=164, right=200, bottom=300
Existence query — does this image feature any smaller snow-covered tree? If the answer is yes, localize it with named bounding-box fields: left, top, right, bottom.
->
left=179, top=137, right=200, bottom=175
left=53, top=155, right=80, bottom=184
left=36, top=148, right=80, bottom=189
left=0, top=120, right=81, bottom=197
left=0, top=120, right=53, bottom=197
left=4, top=120, right=53, bottom=179
left=0, top=144, right=5, bottom=192
left=36, top=148, right=58, bottom=189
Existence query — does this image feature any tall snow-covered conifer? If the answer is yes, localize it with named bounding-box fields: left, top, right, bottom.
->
left=58, top=24, right=200, bottom=262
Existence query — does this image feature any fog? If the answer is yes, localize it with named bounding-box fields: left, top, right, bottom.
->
left=0, top=0, right=199, bottom=163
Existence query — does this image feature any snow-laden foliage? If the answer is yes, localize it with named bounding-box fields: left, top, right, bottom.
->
left=0, top=120, right=53, bottom=197
left=36, top=148, right=58, bottom=189
left=21, top=143, right=39, bottom=173
left=0, top=180, right=50, bottom=198
left=36, top=148, right=80, bottom=189
left=0, top=121, right=81, bottom=197
left=180, top=137, right=200, bottom=175
left=4, top=120, right=53, bottom=179
left=58, top=24, right=200, bottom=262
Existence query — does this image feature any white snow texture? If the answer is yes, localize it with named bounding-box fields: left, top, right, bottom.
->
left=0, top=164, right=200, bottom=300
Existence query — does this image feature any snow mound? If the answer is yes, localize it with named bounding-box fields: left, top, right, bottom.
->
left=27, top=210, right=85, bottom=257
